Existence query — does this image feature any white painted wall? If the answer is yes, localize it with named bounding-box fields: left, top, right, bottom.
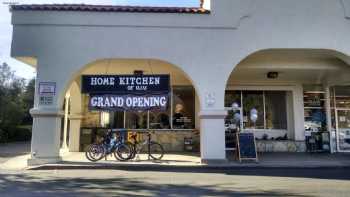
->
left=11, top=0, right=350, bottom=164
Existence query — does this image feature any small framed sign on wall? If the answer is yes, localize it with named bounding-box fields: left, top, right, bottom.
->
left=39, top=82, right=56, bottom=96
left=38, top=82, right=56, bottom=105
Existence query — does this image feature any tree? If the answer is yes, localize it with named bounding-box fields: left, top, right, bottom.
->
left=22, top=78, right=35, bottom=125
left=0, top=62, right=28, bottom=142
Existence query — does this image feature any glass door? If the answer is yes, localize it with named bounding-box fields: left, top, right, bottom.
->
left=336, top=109, right=350, bottom=152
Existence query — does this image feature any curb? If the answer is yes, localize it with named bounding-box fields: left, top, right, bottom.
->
left=27, top=162, right=350, bottom=171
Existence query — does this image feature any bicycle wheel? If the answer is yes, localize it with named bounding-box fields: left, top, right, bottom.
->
left=114, top=143, right=132, bottom=161
left=149, top=142, right=164, bottom=160
left=85, top=144, right=105, bottom=162
left=127, top=142, right=137, bottom=160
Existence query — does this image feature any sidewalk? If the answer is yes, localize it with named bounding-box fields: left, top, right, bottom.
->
left=2, top=147, right=350, bottom=171
left=27, top=151, right=350, bottom=170
left=0, top=142, right=30, bottom=164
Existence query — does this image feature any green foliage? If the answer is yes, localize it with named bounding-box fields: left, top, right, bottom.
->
left=0, top=62, right=35, bottom=142
left=22, top=78, right=35, bottom=124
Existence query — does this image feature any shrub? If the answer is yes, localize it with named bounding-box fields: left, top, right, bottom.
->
left=11, top=127, right=32, bottom=142
left=0, top=126, right=32, bottom=143
left=0, top=128, right=8, bottom=143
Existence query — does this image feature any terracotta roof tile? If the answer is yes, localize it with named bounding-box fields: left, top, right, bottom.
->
left=10, top=4, right=210, bottom=14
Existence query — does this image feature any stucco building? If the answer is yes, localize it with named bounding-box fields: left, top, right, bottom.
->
left=10, top=0, right=350, bottom=165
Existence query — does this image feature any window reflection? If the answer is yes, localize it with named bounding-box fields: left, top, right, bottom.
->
left=173, top=86, right=195, bottom=129
left=304, top=85, right=326, bottom=132
left=243, top=91, right=264, bottom=129
left=125, top=111, right=148, bottom=129
left=333, top=86, right=350, bottom=108
left=110, top=111, right=124, bottom=129
left=265, top=91, right=287, bottom=129
left=82, top=86, right=196, bottom=130
left=225, top=91, right=241, bottom=108
left=149, top=111, right=170, bottom=129
left=225, top=90, right=288, bottom=130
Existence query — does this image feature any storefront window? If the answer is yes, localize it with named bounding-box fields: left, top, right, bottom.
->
left=125, top=111, right=148, bottom=129
left=149, top=110, right=171, bottom=129
left=81, top=95, right=101, bottom=127
left=100, top=112, right=110, bottom=127
left=225, top=90, right=288, bottom=131
left=82, top=86, right=196, bottom=130
left=225, top=91, right=241, bottom=108
left=243, top=91, right=264, bottom=129
left=224, top=91, right=242, bottom=133
left=265, top=91, right=287, bottom=129
left=303, top=85, right=326, bottom=132
left=110, top=111, right=124, bottom=129
left=173, top=86, right=195, bottom=129
left=333, top=86, right=350, bottom=108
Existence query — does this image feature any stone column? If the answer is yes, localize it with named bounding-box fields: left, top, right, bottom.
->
left=292, top=85, right=305, bottom=141
left=68, top=114, right=83, bottom=152
left=324, top=85, right=335, bottom=153
left=199, top=110, right=227, bottom=164
left=28, top=108, right=64, bottom=166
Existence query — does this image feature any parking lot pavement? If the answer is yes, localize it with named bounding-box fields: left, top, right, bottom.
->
left=0, top=168, right=350, bottom=197
left=0, top=142, right=30, bottom=164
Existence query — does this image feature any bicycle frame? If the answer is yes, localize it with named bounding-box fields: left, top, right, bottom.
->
left=102, top=131, right=125, bottom=155
left=131, top=132, right=153, bottom=159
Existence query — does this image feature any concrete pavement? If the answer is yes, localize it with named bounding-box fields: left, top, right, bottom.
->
left=0, top=168, right=350, bottom=197
left=1, top=143, right=350, bottom=196
left=28, top=151, right=350, bottom=170
left=1, top=142, right=350, bottom=170
left=0, top=142, right=30, bottom=164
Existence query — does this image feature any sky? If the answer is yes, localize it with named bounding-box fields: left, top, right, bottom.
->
left=0, top=0, right=199, bottom=80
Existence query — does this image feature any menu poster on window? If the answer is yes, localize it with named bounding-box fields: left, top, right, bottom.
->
left=88, top=94, right=169, bottom=111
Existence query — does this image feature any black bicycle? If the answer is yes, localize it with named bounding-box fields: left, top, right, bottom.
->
left=127, top=131, right=164, bottom=161
left=85, top=130, right=132, bottom=162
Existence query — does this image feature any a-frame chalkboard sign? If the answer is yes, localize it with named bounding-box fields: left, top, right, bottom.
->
left=236, top=133, right=258, bottom=162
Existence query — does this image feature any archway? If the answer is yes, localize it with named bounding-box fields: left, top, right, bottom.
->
left=60, top=58, right=201, bottom=162
left=224, top=49, right=350, bottom=160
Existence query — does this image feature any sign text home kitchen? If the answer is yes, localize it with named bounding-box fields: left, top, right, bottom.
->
left=82, top=75, right=170, bottom=94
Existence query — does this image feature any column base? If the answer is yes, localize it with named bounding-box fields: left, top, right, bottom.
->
left=201, top=159, right=228, bottom=165
left=27, top=157, right=62, bottom=166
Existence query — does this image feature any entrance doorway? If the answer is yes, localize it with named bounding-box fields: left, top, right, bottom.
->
left=335, top=109, right=350, bottom=152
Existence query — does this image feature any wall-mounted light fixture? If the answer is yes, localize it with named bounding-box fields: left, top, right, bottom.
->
left=267, top=72, right=279, bottom=79
left=134, top=70, right=144, bottom=75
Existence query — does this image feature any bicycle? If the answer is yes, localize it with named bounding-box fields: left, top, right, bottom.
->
left=85, top=130, right=132, bottom=162
left=128, top=131, right=164, bottom=161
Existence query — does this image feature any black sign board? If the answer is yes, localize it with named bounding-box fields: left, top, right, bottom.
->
left=89, top=94, right=169, bottom=111
left=237, top=133, right=258, bottom=162
left=82, top=75, right=170, bottom=94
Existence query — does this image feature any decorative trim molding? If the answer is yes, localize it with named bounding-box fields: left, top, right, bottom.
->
left=341, top=0, right=350, bottom=19
left=199, top=110, right=227, bottom=119
left=30, top=108, right=64, bottom=117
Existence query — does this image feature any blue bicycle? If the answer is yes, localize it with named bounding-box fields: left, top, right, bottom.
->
left=85, top=130, right=132, bottom=162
